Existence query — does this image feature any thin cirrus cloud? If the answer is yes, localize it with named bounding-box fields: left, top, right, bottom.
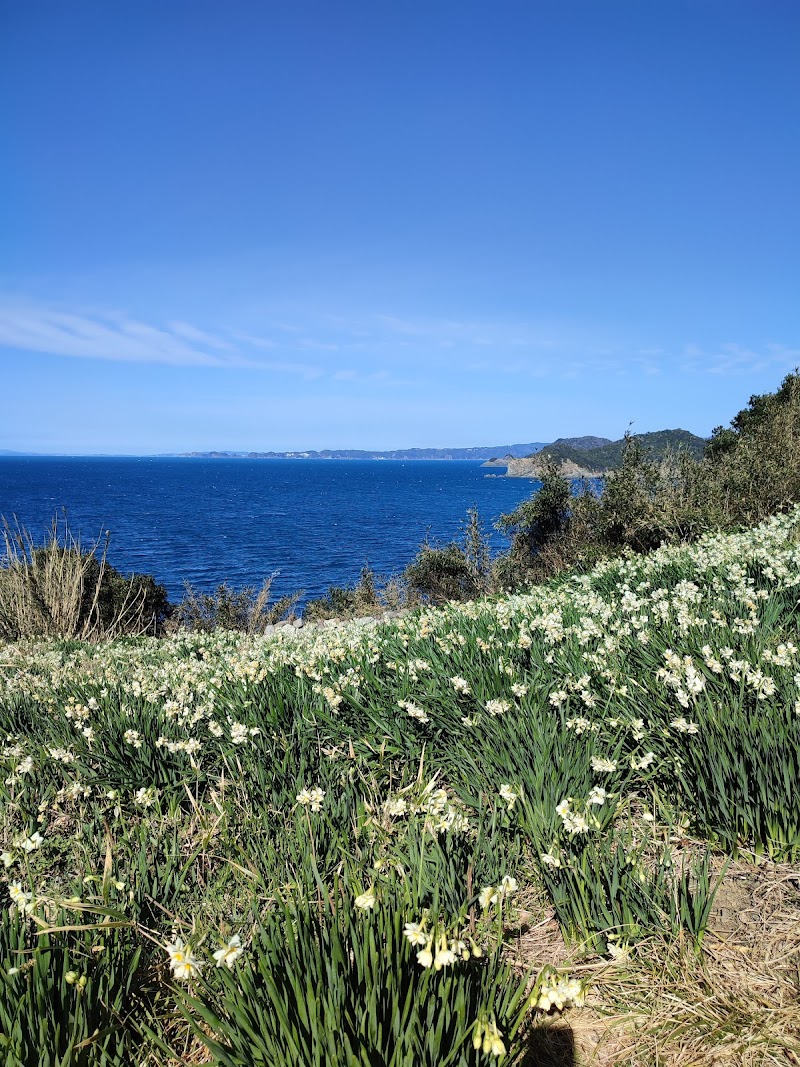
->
left=0, top=303, right=243, bottom=367
left=0, top=301, right=323, bottom=378
left=166, top=320, right=235, bottom=351
left=680, top=342, right=800, bottom=377
left=3, top=299, right=795, bottom=388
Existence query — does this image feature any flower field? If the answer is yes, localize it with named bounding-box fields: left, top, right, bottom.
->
left=2, top=509, right=800, bottom=1064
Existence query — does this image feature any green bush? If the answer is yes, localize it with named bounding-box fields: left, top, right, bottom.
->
left=493, top=370, right=800, bottom=589
left=405, top=509, right=492, bottom=605
left=304, top=563, right=384, bottom=621
left=175, top=577, right=300, bottom=633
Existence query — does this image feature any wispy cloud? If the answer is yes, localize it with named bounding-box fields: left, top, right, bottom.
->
left=4, top=298, right=795, bottom=393
left=167, top=321, right=234, bottom=350
left=679, top=342, right=800, bottom=377
left=0, top=301, right=323, bottom=378
left=0, top=303, right=244, bottom=367
left=226, top=329, right=277, bottom=350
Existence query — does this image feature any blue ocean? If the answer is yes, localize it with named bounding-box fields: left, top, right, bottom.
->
left=0, top=458, right=541, bottom=603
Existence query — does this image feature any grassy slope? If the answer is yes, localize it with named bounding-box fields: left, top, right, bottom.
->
left=1, top=509, right=799, bottom=1064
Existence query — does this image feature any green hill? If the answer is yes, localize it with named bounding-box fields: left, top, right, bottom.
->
left=531, top=428, right=707, bottom=471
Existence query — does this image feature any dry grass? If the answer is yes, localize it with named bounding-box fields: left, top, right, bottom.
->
left=511, top=858, right=800, bottom=1067
left=0, top=514, right=157, bottom=640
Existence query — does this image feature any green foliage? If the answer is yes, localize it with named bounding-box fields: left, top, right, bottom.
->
left=534, top=429, right=707, bottom=472
left=671, top=700, right=800, bottom=861
left=0, top=911, right=145, bottom=1067
left=175, top=577, right=300, bottom=633
left=540, top=833, right=721, bottom=953
left=404, top=544, right=481, bottom=605
left=706, top=371, right=800, bottom=461
left=493, top=459, right=601, bottom=588
left=5, top=495, right=800, bottom=1062
left=496, top=459, right=571, bottom=554
left=181, top=886, right=533, bottom=1067
left=81, top=559, right=170, bottom=636
left=304, top=563, right=385, bottom=621
left=404, top=508, right=492, bottom=605
left=494, top=370, right=800, bottom=587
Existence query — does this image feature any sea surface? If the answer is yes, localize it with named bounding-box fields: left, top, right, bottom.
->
left=0, top=458, right=541, bottom=604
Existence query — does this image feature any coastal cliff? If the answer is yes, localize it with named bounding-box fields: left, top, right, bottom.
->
left=483, top=456, right=603, bottom=478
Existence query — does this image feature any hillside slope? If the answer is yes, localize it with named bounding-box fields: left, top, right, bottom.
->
left=500, top=429, right=706, bottom=477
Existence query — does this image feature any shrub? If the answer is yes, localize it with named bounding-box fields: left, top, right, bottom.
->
left=404, top=508, right=492, bottom=605
left=493, top=461, right=600, bottom=588
left=175, top=577, right=300, bottom=633
left=493, top=372, right=800, bottom=587
left=304, top=564, right=384, bottom=622
left=0, top=515, right=170, bottom=641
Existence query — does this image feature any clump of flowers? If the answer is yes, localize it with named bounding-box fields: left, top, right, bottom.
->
left=404, top=915, right=480, bottom=970
left=398, top=700, right=430, bottom=724
left=536, top=970, right=586, bottom=1012
left=134, top=786, right=158, bottom=808
left=499, top=784, right=521, bottom=810
left=479, top=875, right=518, bottom=909
left=165, top=937, right=203, bottom=981
left=123, top=729, right=143, bottom=749
left=670, top=716, right=699, bottom=734
left=212, top=934, right=245, bottom=969
left=556, top=798, right=591, bottom=835
left=354, top=886, right=376, bottom=910
left=296, top=786, right=325, bottom=811
left=591, top=755, right=617, bottom=773
left=15, top=831, right=43, bottom=854
left=8, top=881, right=35, bottom=915
left=473, top=1015, right=506, bottom=1057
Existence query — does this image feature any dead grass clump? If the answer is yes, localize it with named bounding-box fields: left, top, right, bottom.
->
left=574, top=859, right=800, bottom=1066
left=0, top=514, right=165, bottom=640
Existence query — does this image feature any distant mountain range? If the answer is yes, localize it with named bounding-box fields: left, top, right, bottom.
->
left=485, top=429, right=708, bottom=477
left=179, top=443, right=549, bottom=461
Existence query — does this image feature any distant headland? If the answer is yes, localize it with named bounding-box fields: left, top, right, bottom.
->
left=482, top=429, right=707, bottom=477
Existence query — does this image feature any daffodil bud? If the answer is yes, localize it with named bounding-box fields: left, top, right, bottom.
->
left=472, top=1022, right=483, bottom=1050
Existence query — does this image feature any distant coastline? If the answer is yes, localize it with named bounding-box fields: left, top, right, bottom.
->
left=0, top=443, right=549, bottom=461
left=177, top=443, right=549, bottom=462
left=0, top=428, right=708, bottom=465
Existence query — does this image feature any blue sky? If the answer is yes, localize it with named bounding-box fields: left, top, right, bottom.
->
left=1, top=0, right=798, bottom=453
